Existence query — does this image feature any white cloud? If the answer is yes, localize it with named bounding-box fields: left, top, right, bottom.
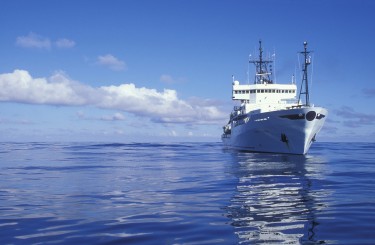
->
left=97, top=54, right=126, bottom=71
left=0, top=70, right=89, bottom=105
left=160, top=74, right=186, bottom=84
left=16, top=33, right=76, bottom=50
left=55, top=38, right=76, bottom=48
left=16, top=32, right=51, bottom=49
left=100, top=113, right=126, bottom=121
left=160, top=74, right=174, bottom=83
left=0, top=70, right=226, bottom=125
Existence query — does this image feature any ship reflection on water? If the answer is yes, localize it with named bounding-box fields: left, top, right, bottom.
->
left=226, top=152, right=331, bottom=244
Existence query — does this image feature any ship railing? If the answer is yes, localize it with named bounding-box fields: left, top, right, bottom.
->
left=280, top=98, right=299, bottom=104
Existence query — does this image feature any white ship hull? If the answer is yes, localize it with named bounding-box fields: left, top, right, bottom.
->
left=222, top=107, right=327, bottom=155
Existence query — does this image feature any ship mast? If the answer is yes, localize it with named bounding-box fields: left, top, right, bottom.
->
left=250, top=40, right=273, bottom=84
left=298, top=41, right=311, bottom=106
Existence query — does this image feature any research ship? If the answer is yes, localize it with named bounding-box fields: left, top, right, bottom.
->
left=222, top=41, right=327, bottom=154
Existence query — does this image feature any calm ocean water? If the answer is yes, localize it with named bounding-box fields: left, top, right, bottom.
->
left=0, top=142, right=374, bottom=244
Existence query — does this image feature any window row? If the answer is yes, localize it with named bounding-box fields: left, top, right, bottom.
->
left=234, top=89, right=296, bottom=94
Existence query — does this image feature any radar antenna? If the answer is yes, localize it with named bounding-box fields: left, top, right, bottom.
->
left=249, top=40, right=273, bottom=84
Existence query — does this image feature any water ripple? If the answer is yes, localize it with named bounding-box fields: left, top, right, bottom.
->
left=0, top=142, right=374, bottom=244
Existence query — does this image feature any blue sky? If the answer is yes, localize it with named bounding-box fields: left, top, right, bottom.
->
left=0, top=0, right=374, bottom=142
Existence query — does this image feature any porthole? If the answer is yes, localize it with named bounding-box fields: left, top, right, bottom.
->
left=306, top=111, right=316, bottom=121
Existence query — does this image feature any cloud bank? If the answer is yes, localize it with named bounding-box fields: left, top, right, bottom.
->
left=362, top=88, right=375, bottom=98
left=335, top=106, right=375, bottom=128
left=0, top=70, right=225, bottom=124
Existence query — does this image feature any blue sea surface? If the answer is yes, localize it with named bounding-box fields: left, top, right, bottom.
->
left=0, top=142, right=374, bottom=244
